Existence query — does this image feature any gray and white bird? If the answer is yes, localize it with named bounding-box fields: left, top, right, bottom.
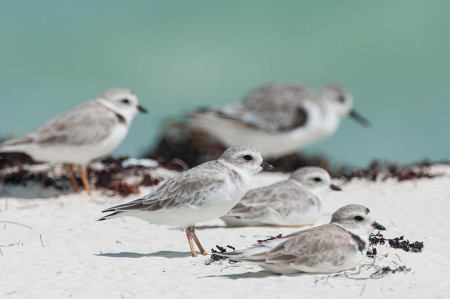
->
left=0, top=88, right=147, bottom=195
left=221, top=167, right=341, bottom=227
left=98, top=145, right=275, bottom=257
left=220, top=204, right=386, bottom=274
left=191, top=84, right=369, bottom=158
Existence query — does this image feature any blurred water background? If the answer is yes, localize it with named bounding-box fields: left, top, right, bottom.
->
left=1, top=0, right=449, bottom=167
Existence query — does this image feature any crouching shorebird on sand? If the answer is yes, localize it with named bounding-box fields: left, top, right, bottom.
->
left=0, top=88, right=147, bottom=196
left=219, top=204, right=386, bottom=274
left=98, top=145, right=275, bottom=257
left=190, top=84, right=369, bottom=158
left=222, top=167, right=341, bottom=227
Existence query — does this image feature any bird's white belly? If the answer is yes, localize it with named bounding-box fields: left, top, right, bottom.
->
left=20, top=124, right=129, bottom=165
left=192, top=108, right=328, bottom=158
left=130, top=181, right=247, bottom=227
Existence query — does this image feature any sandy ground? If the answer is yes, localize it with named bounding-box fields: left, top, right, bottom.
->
left=1, top=166, right=450, bottom=299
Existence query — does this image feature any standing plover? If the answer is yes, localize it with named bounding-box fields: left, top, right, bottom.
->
left=191, top=84, right=369, bottom=158
left=220, top=204, right=385, bottom=274
left=98, top=145, right=275, bottom=257
left=0, top=88, right=147, bottom=195
left=222, top=167, right=341, bottom=227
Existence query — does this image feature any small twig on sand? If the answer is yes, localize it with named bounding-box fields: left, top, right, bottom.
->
left=359, top=284, right=366, bottom=297
left=0, top=221, right=32, bottom=230
left=40, top=235, right=45, bottom=247
left=0, top=248, right=3, bottom=256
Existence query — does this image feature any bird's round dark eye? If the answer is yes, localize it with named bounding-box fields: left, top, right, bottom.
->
left=354, top=216, right=364, bottom=221
left=313, top=177, right=322, bottom=182
left=121, top=99, right=130, bottom=104
left=337, top=95, right=346, bottom=103
left=243, top=155, right=253, bottom=161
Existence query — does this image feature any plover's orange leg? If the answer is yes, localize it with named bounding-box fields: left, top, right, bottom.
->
left=191, top=226, right=207, bottom=255
left=186, top=226, right=197, bottom=257
left=66, top=164, right=80, bottom=194
left=78, top=166, right=92, bottom=196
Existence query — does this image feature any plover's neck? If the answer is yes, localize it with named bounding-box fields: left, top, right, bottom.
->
left=96, top=99, right=130, bottom=126
left=289, top=179, right=306, bottom=189
left=332, top=223, right=368, bottom=251
left=218, top=160, right=249, bottom=182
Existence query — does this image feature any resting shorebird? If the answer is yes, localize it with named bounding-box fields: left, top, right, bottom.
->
left=0, top=88, right=147, bottom=195
left=190, top=84, right=369, bottom=158
left=98, top=145, right=275, bottom=257
left=222, top=167, right=341, bottom=227
left=219, top=204, right=386, bottom=274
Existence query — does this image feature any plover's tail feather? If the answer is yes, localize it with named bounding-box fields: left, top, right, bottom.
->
left=97, top=211, right=122, bottom=221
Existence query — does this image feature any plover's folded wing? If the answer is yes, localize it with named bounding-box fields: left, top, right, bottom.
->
left=101, top=163, right=226, bottom=215
left=192, top=84, right=313, bottom=132
left=1, top=101, right=116, bottom=148
left=225, top=181, right=313, bottom=220
left=230, top=225, right=356, bottom=266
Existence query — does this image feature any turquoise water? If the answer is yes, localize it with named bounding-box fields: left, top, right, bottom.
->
left=1, top=1, right=449, bottom=167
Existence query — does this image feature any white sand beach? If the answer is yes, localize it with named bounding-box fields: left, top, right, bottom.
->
left=1, top=166, right=450, bottom=298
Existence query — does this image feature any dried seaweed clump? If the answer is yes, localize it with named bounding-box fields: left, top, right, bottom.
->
left=1, top=167, right=67, bottom=191
left=0, top=156, right=163, bottom=196
left=145, top=122, right=227, bottom=169
left=337, top=160, right=438, bottom=181
left=257, top=234, right=283, bottom=244
left=208, top=245, right=236, bottom=263
left=0, top=152, right=35, bottom=170
left=367, top=232, right=424, bottom=257
left=90, top=156, right=162, bottom=196
left=371, top=266, right=411, bottom=277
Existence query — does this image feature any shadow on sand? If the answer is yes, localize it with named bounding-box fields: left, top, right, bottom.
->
left=96, top=250, right=193, bottom=258
left=199, top=271, right=280, bottom=279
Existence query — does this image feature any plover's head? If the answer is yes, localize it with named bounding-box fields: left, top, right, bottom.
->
left=219, top=145, right=275, bottom=175
left=289, top=167, right=341, bottom=196
left=318, top=85, right=369, bottom=127
left=331, top=204, right=386, bottom=239
left=97, top=88, right=147, bottom=122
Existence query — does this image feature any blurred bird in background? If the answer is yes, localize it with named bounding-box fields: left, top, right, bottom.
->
left=0, top=88, right=147, bottom=195
left=190, top=83, right=369, bottom=158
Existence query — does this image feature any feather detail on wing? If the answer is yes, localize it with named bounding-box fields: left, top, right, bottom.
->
left=192, top=84, right=312, bottom=132
left=101, top=161, right=227, bottom=215
left=1, top=101, right=118, bottom=148
left=230, top=224, right=361, bottom=268
left=225, top=180, right=317, bottom=221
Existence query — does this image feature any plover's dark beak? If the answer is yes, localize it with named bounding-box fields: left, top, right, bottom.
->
left=349, top=110, right=370, bottom=127
left=372, top=221, right=386, bottom=231
left=330, top=184, right=342, bottom=191
left=260, top=161, right=275, bottom=171
left=138, top=105, right=148, bottom=113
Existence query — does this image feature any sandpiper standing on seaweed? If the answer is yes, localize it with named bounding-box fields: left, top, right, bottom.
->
left=0, top=88, right=147, bottom=195
left=190, top=84, right=369, bottom=158
left=98, top=145, right=275, bottom=257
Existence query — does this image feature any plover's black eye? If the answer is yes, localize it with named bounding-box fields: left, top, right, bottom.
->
left=243, top=155, right=253, bottom=161
left=337, top=95, right=346, bottom=103
left=313, top=177, right=322, bottom=182
left=121, top=99, right=130, bottom=104
left=354, top=216, right=364, bottom=221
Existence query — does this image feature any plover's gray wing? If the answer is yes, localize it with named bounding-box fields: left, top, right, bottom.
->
left=0, top=101, right=118, bottom=148
left=230, top=224, right=363, bottom=273
left=224, top=180, right=319, bottom=224
left=100, top=161, right=233, bottom=218
left=194, top=84, right=313, bottom=132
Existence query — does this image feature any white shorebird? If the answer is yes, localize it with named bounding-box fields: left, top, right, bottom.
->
left=190, top=84, right=369, bottom=158
left=222, top=167, right=341, bottom=227
left=220, top=204, right=386, bottom=274
left=98, top=145, right=275, bottom=257
left=0, top=88, right=147, bottom=195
